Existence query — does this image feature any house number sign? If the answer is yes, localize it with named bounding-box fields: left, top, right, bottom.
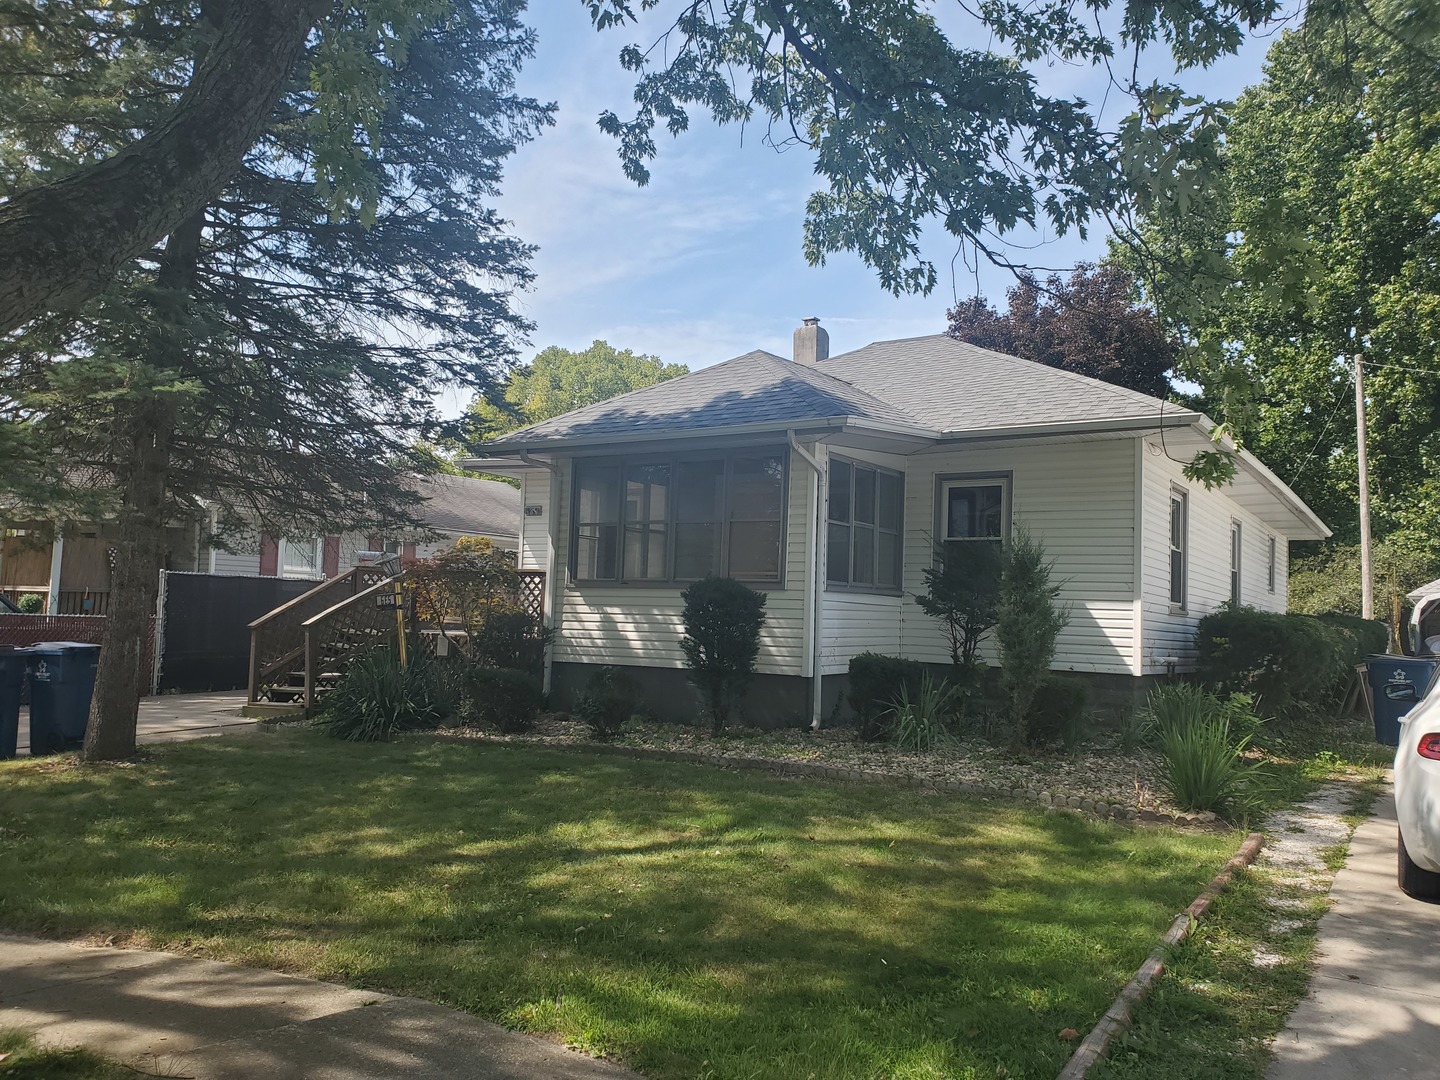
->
left=524, top=505, right=544, bottom=517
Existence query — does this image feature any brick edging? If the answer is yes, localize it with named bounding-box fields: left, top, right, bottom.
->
left=1055, top=831, right=1266, bottom=1080
left=427, top=732, right=1221, bottom=829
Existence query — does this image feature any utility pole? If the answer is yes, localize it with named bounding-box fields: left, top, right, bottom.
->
left=1355, top=352, right=1374, bottom=620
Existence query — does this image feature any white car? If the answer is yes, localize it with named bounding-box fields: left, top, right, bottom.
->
left=1395, top=682, right=1440, bottom=899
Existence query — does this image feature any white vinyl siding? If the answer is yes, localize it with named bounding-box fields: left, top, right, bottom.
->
left=551, top=450, right=808, bottom=676
left=518, top=471, right=550, bottom=571
left=1140, top=439, right=1287, bottom=672
left=902, top=438, right=1139, bottom=676
left=209, top=548, right=262, bottom=576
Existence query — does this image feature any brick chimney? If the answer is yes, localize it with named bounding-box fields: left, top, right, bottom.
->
left=792, top=317, right=829, bottom=364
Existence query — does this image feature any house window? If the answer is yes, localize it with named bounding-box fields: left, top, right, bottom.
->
left=1230, top=521, right=1243, bottom=605
left=828, top=458, right=903, bottom=590
left=572, top=451, right=784, bottom=584
left=1169, top=491, right=1187, bottom=609
left=280, top=537, right=322, bottom=579
left=1267, top=535, right=1277, bottom=593
left=941, top=479, right=1007, bottom=543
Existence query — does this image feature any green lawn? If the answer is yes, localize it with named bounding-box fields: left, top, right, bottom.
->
left=0, top=1029, right=129, bottom=1079
left=0, top=730, right=1236, bottom=1079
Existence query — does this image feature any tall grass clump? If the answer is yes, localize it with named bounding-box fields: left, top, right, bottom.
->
left=1145, top=683, right=1260, bottom=816
left=316, top=645, right=455, bottom=742
left=889, top=675, right=959, bottom=752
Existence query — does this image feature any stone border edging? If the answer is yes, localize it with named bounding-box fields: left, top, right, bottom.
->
left=1055, top=831, right=1266, bottom=1080
left=424, top=731, right=1221, bottom=830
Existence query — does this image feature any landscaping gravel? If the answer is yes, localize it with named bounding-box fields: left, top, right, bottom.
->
left=452, top=715, right=1179, bottom=815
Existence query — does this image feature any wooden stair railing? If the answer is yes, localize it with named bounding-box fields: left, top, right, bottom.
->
left=300, top=577, right=405, bottom=707
left=247, top=562, right=399, bottom=707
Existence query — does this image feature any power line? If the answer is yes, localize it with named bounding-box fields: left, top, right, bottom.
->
left=1288, top=383, right=1352, bottom=489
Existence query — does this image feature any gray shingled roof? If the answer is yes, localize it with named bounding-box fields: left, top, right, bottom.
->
left=484, top=350, right=925, bottom=447
left=415, top=474, right=519, bottom=539
left=816, top=335, right=1176, bottom=434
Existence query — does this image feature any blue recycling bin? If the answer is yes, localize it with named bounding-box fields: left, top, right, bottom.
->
left=24, top=641, right=101, bottom=755
left=0, top=646, right=24, bottom=759
left=1364, top=655, right=1440, bottom=746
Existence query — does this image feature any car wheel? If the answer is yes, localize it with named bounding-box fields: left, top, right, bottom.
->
left=1398, top=830, right=1440, bottom=901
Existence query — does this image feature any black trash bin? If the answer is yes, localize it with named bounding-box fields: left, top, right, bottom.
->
left=1364, top=655, right=1440, bottom=746
left=23, top=641, right=101, bottom=754
left=0, top=646, right=25, bottom=759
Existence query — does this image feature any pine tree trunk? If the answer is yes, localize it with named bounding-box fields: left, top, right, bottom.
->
left=0, top=0, right=327, bottom=335
left=81, top=404, right=173, bottom=762
left=80, top=213, right=201, bottom=762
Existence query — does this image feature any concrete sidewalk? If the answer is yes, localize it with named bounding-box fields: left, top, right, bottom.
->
left=0, top=935, right=634, bottom=1079
left=1268, top=793, right=1440, bottom=1078
left=15, top=690, right=253, bottom=755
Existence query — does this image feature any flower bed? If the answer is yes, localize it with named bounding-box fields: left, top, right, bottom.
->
left=445, top=714, right=1194, bottom=821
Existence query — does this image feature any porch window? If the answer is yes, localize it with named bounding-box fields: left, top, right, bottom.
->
left=1267, top=535, right=1277, bottom=593
left=1230, top=521, right=1243, bottom=605
left=828, top=458, right=903, bottom=590
left=572, top=451, right=785, bottom=584
left=1169, top=491, right=1187, bottom=609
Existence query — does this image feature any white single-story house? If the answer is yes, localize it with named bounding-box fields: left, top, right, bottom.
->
left=207, top=473, right=520, bottom=581
left=467, top=322, right=1329, bottom=726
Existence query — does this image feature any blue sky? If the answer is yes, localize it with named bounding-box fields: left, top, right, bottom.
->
left=493, top=4, right=1282, bottom=373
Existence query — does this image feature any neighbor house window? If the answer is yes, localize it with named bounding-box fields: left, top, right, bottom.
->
left=827, top=458, right=903, bottom=590
left=941, top=478, right=1007, bottom=543
left=1267, top=535, right=1277, bottom=593
left=280, top=537, right=322, bottom=579
left=572, top=451, right=784, bottom=584
left=1230, top=521, right=1243, bottom=605
left=1169, top=491, right=1187, bottom=609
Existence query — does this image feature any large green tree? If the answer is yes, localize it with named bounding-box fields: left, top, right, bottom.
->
left=459, top=340, right=687, bottom=443
left=1131, top=18, right=1440, bottom=558
left=1, top=0, right=549, bottom=759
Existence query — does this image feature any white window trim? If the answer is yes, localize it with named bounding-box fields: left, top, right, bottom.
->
left=279, top=536, right=324, bottom=580
left=1169, top=487, right=1188, bottom=613
left=938, top=475, right=1011, bottom=544
left=1230, top=520, right=1243, bottom=605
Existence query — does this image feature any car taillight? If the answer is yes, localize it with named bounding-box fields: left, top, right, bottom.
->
left=1419, top=734, right=1440, bottom=760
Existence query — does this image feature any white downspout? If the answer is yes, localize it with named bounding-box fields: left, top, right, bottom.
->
left=788, top=431, right=826, bottom=729
left=520, top=451, right=561, bottom=695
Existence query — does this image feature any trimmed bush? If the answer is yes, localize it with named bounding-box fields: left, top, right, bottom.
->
left=471, top=610, right=552, bottom=673
left=680, top=576, right=767, bottom=733
left=16, top=593, right=43, bottom=613
left=465, top=666, right=544, bottom=733
left=1025, top=675, right=1088, bottom=749
left=848, top=652, right=927, bottom=742
left=576, top=666, right=637, bottom=740
left=1195, top=607, right=1387, bottom=714
left=316, top=646, right=456, bottom=742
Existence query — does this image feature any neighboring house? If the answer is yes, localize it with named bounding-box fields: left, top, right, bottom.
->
left=0, top=518, right=204, bottom=615
left=207, top=473, right=521, bottom=580
left=468, top=320, right=1329, bottom=726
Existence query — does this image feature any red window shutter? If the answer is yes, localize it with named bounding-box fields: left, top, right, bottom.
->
left=366, top=535, right=382, bottom=551
left=259, top=535, right=278, bottom=577
left=323, top=535, right=341, bottom=578
left=401, top=541, right=417, bottom=565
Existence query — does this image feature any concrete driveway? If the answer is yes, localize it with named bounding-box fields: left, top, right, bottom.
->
left=14, top=690, right=252, bottom=755
left=1268, top=792, right=1440, bottom=1078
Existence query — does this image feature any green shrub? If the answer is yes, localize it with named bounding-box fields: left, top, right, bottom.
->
left=1195, top=606, right=1383, bottom=713
left=576, top=665, right=637, bottom=740
left=16, top=593, right=43, bottom=613
left=1144, top=683, right=1260, bottom=817
left=316, top=646, right=456, bottom=742
left=1024, top=675, right=1088, bottom=749
left=471, top=610, right=554, bottom=673
left=889, top=674, right=959, bottom=752
left=915, top=539, right=1002, bottom=682
left=1314, top=612, right=1390, bottom=663
left=465, top=666, right=544, bottom=733
left=995, top=527, right=1070, bottom=746
left=847, top=652, right=928, bottom=742
left=680, top=576, right=767, bottom=734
